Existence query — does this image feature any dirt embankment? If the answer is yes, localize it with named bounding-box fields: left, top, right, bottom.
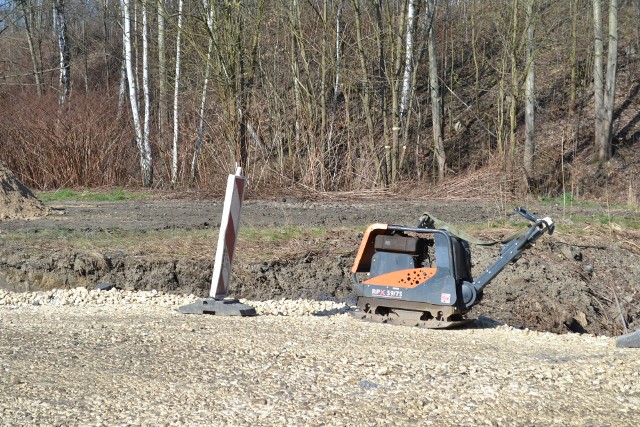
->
left=0, top=162, right=49, bottom=220
left=1, top=199, right=639, bottom=336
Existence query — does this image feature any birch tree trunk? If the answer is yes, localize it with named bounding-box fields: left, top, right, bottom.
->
left=601, top=0, right=618, bottom=161
left=390, top=1, right=407, bottom=183
left=523, top=0, right=536, bottom=178
left=398, top=0, right=418, bottom=172
left=157, top=0, right=168, bottom=154
left=141, top=0, right=152, bottom=181
left=120, top=0, right=152, bottom=186
left=399, top=0, right=417, bottom=122
left=327, top=0, right=343, bottom=147
left=326, top=0, right=344, bottom=184
left=53, top=0, right=70, bottom=104
left=117, top=44, right=127, bottom=118
left=427, top=0, right=445, bottom=182
left=191, top=0, right=215, bottom=181
left=593, top=0, right=605, bottom=159
left=172, top=0, right=184, bottom=186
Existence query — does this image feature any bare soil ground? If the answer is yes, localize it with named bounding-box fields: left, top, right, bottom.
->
left=1, top=197, right=639, bottom=336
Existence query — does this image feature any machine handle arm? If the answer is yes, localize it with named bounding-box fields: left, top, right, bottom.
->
left=461, top=208, right=554, bottom=308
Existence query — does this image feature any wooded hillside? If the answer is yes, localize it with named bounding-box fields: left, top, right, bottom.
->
left=0, top=0, right=638, bottom=201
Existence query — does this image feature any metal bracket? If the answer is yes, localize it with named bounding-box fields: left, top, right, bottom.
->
left=178, top=298, right=257, bottom=316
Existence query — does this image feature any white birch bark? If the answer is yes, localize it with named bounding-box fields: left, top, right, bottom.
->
left=53, top=0, right=70, bottom=104
left=141, top=0, right=152, bottom=180
left=120, top=0, right=152, bottom=186
left=157, top=0, right=168, bottom=150
left=172, top=0, right=184, bottom=186
left=191, top=0, right=215, bottom=181
left=117, top=44, right=127, bottom=118
left=327, top=0, right=343, bottom=146
left=398, top=0, right=418, bottom=172
left=399, top=0, right=417, bottom=122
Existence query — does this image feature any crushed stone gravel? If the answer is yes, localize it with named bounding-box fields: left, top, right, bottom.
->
left=1, top=288, right=639, bottom=426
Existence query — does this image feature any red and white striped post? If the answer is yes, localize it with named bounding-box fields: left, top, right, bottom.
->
left=210, top=166, right=245, bottom=299
left=179, top=166, right=256, bottom=316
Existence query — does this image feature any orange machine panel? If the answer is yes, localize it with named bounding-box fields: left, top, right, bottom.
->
left=362, top=268, right=437, bottom=288
left=351, top=224, right=389, bottom=273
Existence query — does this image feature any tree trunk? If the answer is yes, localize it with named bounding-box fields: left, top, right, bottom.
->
left=593, top=0, right=605, bottom=159
left=374, top=0, right=389, bottom=183
left=398, top=0, right=418, bottom=173
left=399, top=0, right=418, bottom=125
left=509, top=0, right=519, bottom=156
left=117, top=44, right=127, bottom=118
left=635, top=0, right=640, bottom=51
left=523, top=0, right=536, bottom=178
left=427, top=0, right=445, bottom=182
left=192, top=0, right=215, bottom=181
left=471, top=0, right=479, bottom=110
left=102, top=0, right=111, bottom=93
left=290, top=0, right=302, bottom=169
left=19, top=0, right=42, bottom=96
left=390, top=1, right=407, bottom=183
left=53, top=0, right=71, bottom=104
left=601, top=0, right=618, bottom=161
left=120, top=0, right=152, bottom=186
left=352, top=0, right=381, bottom=181
left=141, top=0, right=152, bottom=182
left=172, top=0, right=184, bottom=186
left=320, top=0, right=328, bottom=154
left=569, top=0, right=578, bottom=114
left=157, top=0, right=168, bottom=156
left=327, top=0, right=344, bottom=183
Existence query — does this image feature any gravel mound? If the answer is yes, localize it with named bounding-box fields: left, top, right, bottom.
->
left=0, top=287, right=351, bottom=316
left=0, top=290, right=638, bottom=426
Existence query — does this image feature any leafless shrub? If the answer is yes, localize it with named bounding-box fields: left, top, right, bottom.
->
left=1, top=93, right=138, bottom=189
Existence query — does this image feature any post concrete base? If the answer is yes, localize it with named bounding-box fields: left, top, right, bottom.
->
left=178, top=298, right=257, bottom=316
left=616, top=329, right=640, bottom=348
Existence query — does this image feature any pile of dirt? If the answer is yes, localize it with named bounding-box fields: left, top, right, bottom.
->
left=0, top=162, right=49, bottom=220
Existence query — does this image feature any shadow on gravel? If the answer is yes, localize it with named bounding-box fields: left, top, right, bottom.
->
left=312, top=306, right=351, bottom=316
left=465, top=315, right=506, bottom=329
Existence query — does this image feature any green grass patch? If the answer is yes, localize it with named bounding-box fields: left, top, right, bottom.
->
left=240, top=225, right=327, bottom=244
left=538, top=193, right=599, bottom=207
left=1, top=225, right=360, bottom=262
left=568, top=214, right=640, bottom=230
left=38, top=188, right=147, bottom=202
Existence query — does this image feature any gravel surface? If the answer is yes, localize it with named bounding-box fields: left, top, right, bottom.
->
left=1, top=288, right=639, bottom=426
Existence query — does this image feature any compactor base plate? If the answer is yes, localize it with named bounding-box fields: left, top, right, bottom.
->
left=350, top=298, right=473, bottom=329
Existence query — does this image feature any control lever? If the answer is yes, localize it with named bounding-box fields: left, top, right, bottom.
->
left=514, top=206, right=538, bottom=223
left=515, top=206, right=555, bottom=235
